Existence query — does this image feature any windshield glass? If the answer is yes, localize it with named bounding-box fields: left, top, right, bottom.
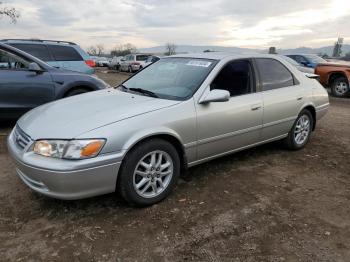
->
left=304, top=55, right=326, bottom=63
left=122, top=57, right=217, bottom=100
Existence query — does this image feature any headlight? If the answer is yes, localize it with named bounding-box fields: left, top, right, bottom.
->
left=33, top=139, right=106, bottom=159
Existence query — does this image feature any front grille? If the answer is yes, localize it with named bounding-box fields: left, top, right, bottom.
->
left=13, top=126, right=32, bottom=149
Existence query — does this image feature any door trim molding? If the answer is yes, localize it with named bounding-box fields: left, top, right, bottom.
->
left=197, top=124, right=262, bottom=146
left=188, top=134, right=288, bottom=167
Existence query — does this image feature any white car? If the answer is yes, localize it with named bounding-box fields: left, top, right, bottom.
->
left=119, top=54, right=150, bottom=73
left=95, top=57, right=110, bottom=67
left=109, top=56, right=124, bottom=70
left=144, top=55, right=161, bottom=67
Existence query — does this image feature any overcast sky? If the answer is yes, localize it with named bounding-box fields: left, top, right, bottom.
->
left=1, top=0, right=349, bottom=51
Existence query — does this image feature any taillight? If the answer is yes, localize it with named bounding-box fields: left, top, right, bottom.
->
left=85, top=60, right=96, bottom=67
left=131, top=62, right=140, bottom=65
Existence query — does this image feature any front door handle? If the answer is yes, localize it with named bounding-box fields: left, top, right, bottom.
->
left=251, top=104, right=262, bottom=111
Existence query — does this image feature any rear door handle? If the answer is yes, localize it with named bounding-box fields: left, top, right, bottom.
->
left=251, top=104, right=262, bottom=111
left=297, top=96, right=303, bottom=101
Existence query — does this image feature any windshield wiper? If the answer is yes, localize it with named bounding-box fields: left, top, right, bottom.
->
left=116, top=84, right=128, bottom=90
left=128, top=88, right=159, bottom=98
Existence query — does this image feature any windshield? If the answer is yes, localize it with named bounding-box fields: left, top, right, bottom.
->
left=122, top=57, right=217, bottom=100
left=304, top=55, right=326, bottom=63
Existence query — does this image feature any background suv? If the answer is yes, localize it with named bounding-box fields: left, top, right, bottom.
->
left=0, top=39, right=95, bottom=74
left=119, top=54, right=149, bottom=72
left=0, top=43, right=108, bottom=119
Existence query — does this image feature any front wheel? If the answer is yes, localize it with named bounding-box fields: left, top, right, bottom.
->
left=283, top=109, right=313, bottom=150
left=117, top=139, right=180, bottom=206
left=331, top=77, right=349, bottom=97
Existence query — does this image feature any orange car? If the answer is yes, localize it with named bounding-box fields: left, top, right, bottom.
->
left=315, top=62, right=350, bottom=97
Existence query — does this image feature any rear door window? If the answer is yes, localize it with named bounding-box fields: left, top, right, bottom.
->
left=255, top=58, right=295, bottom=91
left=136, top=55, right=149, bottom=61
left=9, top=43, right=52, bottom=62
left=47, top=45, right=83, bottom=61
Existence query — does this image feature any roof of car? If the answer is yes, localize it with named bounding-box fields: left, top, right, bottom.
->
left=169, top=52, right=284, bottom=60
left=0, top=39, right=77, bottom=45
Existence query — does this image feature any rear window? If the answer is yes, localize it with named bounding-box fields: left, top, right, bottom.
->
left=47, top=45, right=83, bottom=61
left=9, top=43, right=52, bottom=62
left=256, top=58, right=295, bottom=91
left=136, top=55, right=149, bottom=61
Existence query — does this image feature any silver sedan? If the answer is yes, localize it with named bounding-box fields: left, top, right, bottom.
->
left=8, top=53, right=329, bottom=206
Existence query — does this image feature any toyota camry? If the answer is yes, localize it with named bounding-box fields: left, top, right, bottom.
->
left=8, top=53, right=329, bottom=206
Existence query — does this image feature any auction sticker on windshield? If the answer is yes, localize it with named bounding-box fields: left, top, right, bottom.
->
left=186, top=60, right=212, bottom=67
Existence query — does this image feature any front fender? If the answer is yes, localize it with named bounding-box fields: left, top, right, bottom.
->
left=56, top=81, right=99, bottom=98
left=122, top=127, right=184, bottom=152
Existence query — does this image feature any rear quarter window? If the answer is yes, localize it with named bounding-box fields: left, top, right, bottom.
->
left=255, top=58, right=295, bottom=91
left=9, top=43, right=52, bottom=62
left=47, top=45, right=83, bottom=61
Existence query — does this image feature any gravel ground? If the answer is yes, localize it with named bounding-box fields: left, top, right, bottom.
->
left=0, top=71, right=349, bottom=261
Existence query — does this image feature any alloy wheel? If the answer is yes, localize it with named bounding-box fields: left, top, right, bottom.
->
left=294, top=114, right=311, bottom=145
left=133, top=150, right=174, bottom=198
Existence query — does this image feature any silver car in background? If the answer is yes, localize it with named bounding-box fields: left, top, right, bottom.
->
left=119, top=54, right=149, bottom=72
left=8, top=53, right=329, bottom=206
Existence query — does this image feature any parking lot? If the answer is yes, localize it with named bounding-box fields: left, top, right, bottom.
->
left=0, top=70, right=349, bottom=261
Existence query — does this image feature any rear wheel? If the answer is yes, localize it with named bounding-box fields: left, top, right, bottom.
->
left=64, top=88, right=90, bottom=97
left=117, top=139, right=180, bottom=206
left=331, top=77, right=349, bottom=97
left=283, top=109, right=313, bottom=150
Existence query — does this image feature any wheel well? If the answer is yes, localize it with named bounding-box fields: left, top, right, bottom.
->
left=328, top=72, right=347, bottom=86
left=127, top=134, right=187, bottom=172
left=303, top=106, right=316, bottom=131
left=63, top=86, right=93, bottom=97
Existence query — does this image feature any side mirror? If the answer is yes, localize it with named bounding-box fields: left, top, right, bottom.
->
left=28, top=62, right=43, bottom=73
left=199, top=89, right=230, bottom=104
left=121, top=58, right=126, bottom=61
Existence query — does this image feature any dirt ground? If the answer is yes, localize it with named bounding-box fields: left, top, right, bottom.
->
left=0, top=71, right=349, bottom=261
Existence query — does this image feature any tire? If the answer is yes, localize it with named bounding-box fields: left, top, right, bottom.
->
left=64, top=88, right=90, bottom=97
left=117, top=139, right=180, bottom=207
left=283, top=109, right=313, bottom=150
left=331, top=77, right=349, bottom=97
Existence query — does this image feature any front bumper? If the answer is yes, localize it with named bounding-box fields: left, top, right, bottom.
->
left=7, top=129, right=123, bottom=200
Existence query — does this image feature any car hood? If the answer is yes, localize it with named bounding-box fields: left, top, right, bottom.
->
left=18, top=89, right=180, bottom=140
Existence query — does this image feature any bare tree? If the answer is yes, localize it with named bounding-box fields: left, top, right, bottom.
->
left=165, top=43, right=177, bottom=56
left=96, top=44, right=105, bottom=56
left=0, top=1, right=20, bottom=23
left=87, top=46, right=98, bottom=56
left=87, top=44, right=105, bottom=56
left=111, top=43, right=137, bottom=57
left=332, top=37, right=343, bottom=57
